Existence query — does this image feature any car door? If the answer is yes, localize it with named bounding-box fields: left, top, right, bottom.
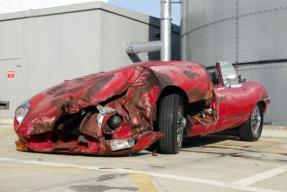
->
left=214, top=86, right=250, bottom=131
left=213, top=62, right=250, bottom=131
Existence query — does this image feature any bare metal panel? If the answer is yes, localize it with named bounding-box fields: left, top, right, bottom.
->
left=183, top=19, right=236, bottom=66
left=181, top=0, right=237, bottom=66
left=182, top=0, right=235, bottom=32
left=20, top=12, right=102, bottom=99
left=0, top=20, right=22, bottom=59
left=239, top=9, right=287, bottom=62
left=239, top=0, right=287, bottom=15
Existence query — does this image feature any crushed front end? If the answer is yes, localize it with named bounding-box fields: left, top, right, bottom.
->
left=14, top=65, right=163, bottom=156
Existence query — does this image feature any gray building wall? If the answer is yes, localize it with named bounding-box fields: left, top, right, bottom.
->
left=0, top=2, right=180, bottom=121
left=181, top=0, right=287, bottom=124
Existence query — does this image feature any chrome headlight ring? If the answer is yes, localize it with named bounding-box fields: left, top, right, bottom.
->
left=15, top=101, right=30, bottom=124
left=96, top=105, right=123, bottom=133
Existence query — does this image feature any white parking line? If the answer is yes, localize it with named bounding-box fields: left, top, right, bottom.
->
left=124, top=159, right=147, bottom=163
left=232, top=164, right=287, bottom=186
left=0, top=157, right=283, bottom=192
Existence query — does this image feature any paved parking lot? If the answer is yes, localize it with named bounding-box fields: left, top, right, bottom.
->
left=0, top=124, right=286, bottom=192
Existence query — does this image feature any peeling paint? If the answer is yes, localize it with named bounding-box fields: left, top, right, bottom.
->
left=183, top=71, right=200, bottom=78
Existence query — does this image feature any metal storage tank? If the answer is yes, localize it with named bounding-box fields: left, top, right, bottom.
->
left=181, top=0, right=287, bottom=124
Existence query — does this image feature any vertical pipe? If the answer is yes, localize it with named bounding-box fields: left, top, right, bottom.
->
left=161, top=0, right=172, bottom=61
left=180, top=0, right=188, bottom=61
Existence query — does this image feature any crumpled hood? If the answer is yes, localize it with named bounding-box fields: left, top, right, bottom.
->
left=16, top=65, right=145, bottom=139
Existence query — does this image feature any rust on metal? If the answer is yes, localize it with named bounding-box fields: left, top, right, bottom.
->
left=79, top=113, right=103, bottom=139
left=188, top=88, right=209, bottom=103
left=183, top=71, right=200, bottom=78
left=219, top=96, right=227, bottom=102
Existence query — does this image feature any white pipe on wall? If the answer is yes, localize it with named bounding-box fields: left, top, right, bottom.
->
left=126, top=0, right=172, bottom=61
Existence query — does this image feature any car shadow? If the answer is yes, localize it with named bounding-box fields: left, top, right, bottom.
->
left=182, top=130, right=240, bottom=149
left=28, top=150, right=150, bottom=158
left=26, top=130, right=240, bottom=158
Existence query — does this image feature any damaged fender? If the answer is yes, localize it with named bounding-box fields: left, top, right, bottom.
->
left=15, top=64, right=164, bottom=155
left=14, top=61, right=213, bottom=155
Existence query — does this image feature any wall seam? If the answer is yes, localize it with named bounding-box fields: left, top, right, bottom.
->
left=181, top=5, right=287, bottom=37
left=235, top=0, right=239, bottom=63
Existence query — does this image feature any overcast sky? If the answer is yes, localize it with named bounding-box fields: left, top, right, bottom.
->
left=0, top=0, right=180, bottom=25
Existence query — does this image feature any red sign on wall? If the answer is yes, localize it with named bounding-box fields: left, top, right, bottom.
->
left=7, top=71, right=15, bottom=79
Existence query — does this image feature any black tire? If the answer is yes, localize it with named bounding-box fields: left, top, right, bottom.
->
left=237, top=104, right=264, bottom=141
left=158, top=93, right=185, bottom=154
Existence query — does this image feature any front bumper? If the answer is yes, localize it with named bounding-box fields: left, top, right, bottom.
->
left=15, top=131, right=163, bottom=156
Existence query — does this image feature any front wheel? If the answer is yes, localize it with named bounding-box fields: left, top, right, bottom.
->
left=158, top=93, right=186, bottom=154
left=237, top=104, right=264, bottom=141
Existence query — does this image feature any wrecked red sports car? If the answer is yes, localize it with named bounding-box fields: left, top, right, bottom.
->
left=14, top=61, right=270, bottom=155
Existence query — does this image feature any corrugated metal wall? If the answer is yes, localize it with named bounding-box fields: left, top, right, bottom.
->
left=181, top=0, right=287, bottom=124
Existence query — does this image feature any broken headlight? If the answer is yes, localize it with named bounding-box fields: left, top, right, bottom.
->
left=15, top=101, right=30, bottom=124
left=110, top=139, right=135, bottom=151
left=106, top=114, right=123, bottom=130
left=97, top=105, right=123, bottom=133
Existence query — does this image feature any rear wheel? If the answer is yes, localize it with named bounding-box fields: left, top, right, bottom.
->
left=158, top=93, right=186, bottom=154
left=237, top=104, right=264, bottom=141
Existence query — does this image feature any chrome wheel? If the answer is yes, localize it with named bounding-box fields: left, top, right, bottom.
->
left=237, top=104, right=264, bottom=141
left=176, top=107, right=186, bottom=147
left=251, top=105, right=262, bottom=134
left=176, top=127, right=183, bottom=147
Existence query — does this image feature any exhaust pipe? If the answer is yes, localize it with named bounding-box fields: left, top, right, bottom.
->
left=126, top=0, right=172, bottom=61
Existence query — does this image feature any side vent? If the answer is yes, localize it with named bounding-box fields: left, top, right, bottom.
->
left=0, top=101, right=9, bottom=110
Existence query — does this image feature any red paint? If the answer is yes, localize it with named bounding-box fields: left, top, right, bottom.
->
left=7, top=71, right=15, bottom=78
left=14, top=61, right=270, bottom=156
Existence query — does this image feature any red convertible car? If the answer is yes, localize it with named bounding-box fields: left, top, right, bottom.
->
left=14, top=61, right=270, bottom=155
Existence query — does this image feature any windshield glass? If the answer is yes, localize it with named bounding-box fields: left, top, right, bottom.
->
left=219, top=61, right=238, bottom=86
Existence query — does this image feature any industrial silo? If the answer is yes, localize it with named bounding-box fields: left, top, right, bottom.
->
left=181, top=0, right=287, bottom=124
